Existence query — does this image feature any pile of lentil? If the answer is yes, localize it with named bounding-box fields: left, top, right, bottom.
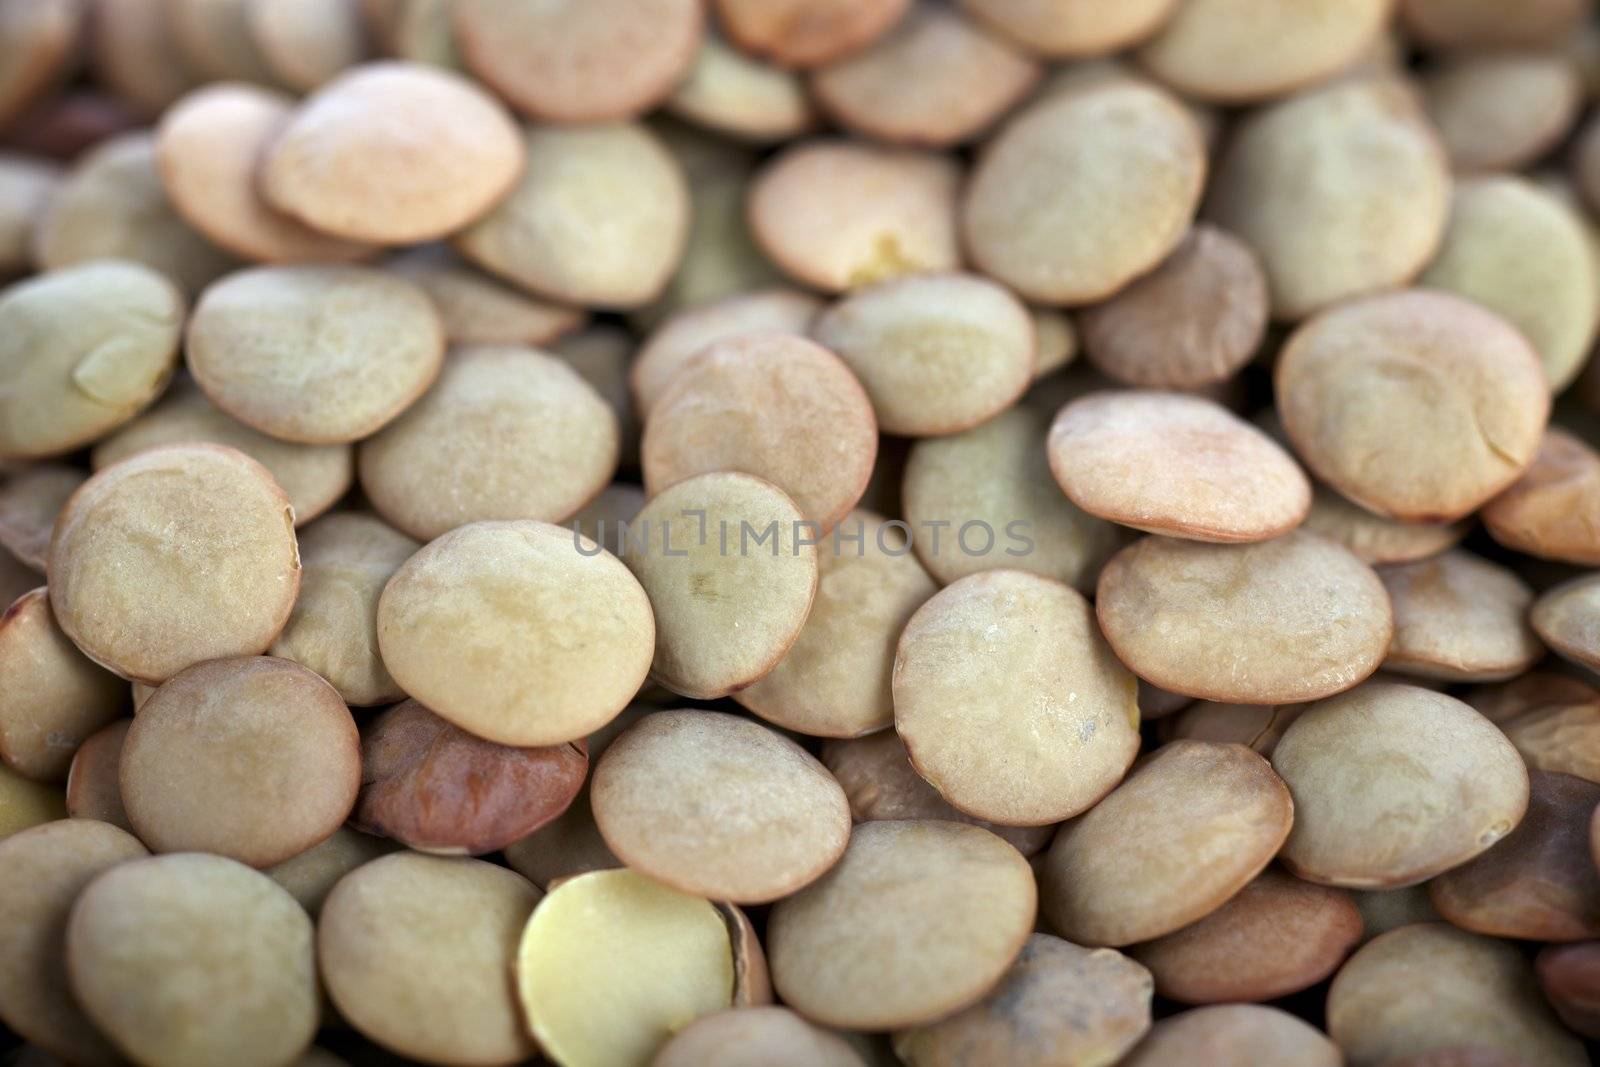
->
left=4, top=1, right=1600, bottom=1066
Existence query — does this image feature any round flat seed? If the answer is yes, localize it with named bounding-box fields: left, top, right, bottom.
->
left=894, top=934, right=1152, bottom=1067
left=155, top=84, right=373, bottom=264
left=0, top=260, right=183, bottom=460
left=1419, top=177, right=1599, bottom=391
left=1049, top=391, right=1310, bottom=543
left=1121, top=1005, right=1340, bottom=1067
left=1129, top=869, right=1362, bottom=1004
left=1531, top=574, right=1600, bottom=672
left=0, top=154, right=57, bottom=280
left=49, top=444, right=300, bottom=683
left=248, top=0, right=366, bottom=91
left=1301, top=485, right=1468, bottom=565
left=91, top=378, right=352, bottom=527
left=959, top=0, right=1179, bottom=57
left=186, top=266, right=444, bottom=444
left=1160, top=701, right=1306, bottom=758
left=1378, top=552, right=1541, bottom=683
left=1500, top=695, right=1600, bottom=784
left=68, top=853, right=319, bottom=1067
left=319, top=852, right=539, bottom=1066
left=1401, top=0, right=1592, bottom=48
left=769, top=820, right=1035, bottom=1030
left=820, top=730, right=1054, bottom=857
left=268, top=512, right=419, bottom=706
left=122, top=656, right=358, bottom=866
left=1135, top=0, right=1389, bottom=103
left=811, top=5, right=1040, bottom=147
left=667, top=35, right=814, bottom=143
left=1272, top=683, right=1530, bottom=888
left=262, top=826, right=395, bottom=918
left=902, top=405, right=1126, bottom=590
left=358, top=345, right=620, bottom=541
left=747, top=141, right=961, bottom=292
left=0, top=820, right=146, bottom=1067
left=626, top=473, right=818, bottom=699
left=735, top=511, right=934, bottom=739
left=1327, top=923, right=1587, bottom=1067
left=632, top=288, right=821, bottom=418
left=1425, top=53, right=1580, bottom=173
left=454, top=0, right=700, bottom=122
left=1429, top=771, right=1600, bottom=941
left=0, top=0, right=82, bottom=127
left=714, top=0, right=910, bottom=68
left=64, top=719, right=130, bottom=831
left=642, top=332, right=877, bottom=531
left=1276, top=290, right=1548, bottom=522
left=0, top=589, right=124, bottom=783
left=1208, top=78, right=1449, bottom=321
left=260, top=62, right=523, bottom=244
left=1040, top=741, right=1293, bottom=947
left=455, top=122, right=689, bottom=309
left=0, top=465, right=83, bottom=569
left=963, top=81, right=1204, bottom=306
left=32, top=132, right=236, bottom=296
left=1538, top=942, right=1600, bottom=1039
left=1095, top=532, right=1391, bottom=704
left=592, top=709, right=850, bottom=902
left=517, top=868, right=734, bottom=1067
left=811, top=272, right=1034, bottom=437
left=378, top=520, right=654, bottom=746
left=1483, top=428, right=1600, bottom=564
left=1079, top=225, right=1267, bottom=390
left=385, top=245, right=585, bottom=348
left=356, top=699, right=587, bottom=856
left=654, top=1007, right=864, bottom=1067
left=894, top=569, right=1139, bottom=826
